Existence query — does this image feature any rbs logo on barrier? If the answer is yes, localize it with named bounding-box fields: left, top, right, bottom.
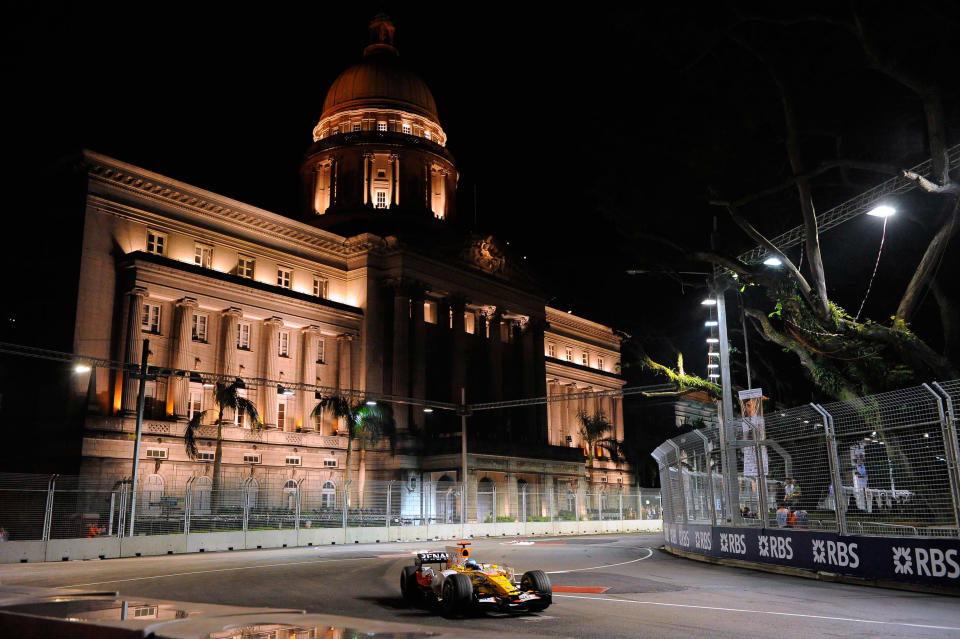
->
left=892, top=546, right=960, bottom=578
left=720, top=532, right=747, bottom=555
left=758, top=535, right=793, bottom=560
left=694, top=531, right=712, bottom=551
left=812, top=539, right=859, bottom=568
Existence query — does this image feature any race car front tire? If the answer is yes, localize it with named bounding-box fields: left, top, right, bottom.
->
left=401, top=565, right=421, bottom=603
left=521, top=570, right=552, bottom=611
left=440, top=573, right=473, bottom=616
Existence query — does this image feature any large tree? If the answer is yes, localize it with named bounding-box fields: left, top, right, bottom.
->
left=634, top=5, right=959, bottom=400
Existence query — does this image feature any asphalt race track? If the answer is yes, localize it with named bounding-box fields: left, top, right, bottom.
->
left=1, top=533, right=958, bottom=638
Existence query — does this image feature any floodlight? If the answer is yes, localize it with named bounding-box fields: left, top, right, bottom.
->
left=423, top=408, right=434, bottom=413
left=706, top=338, right=719, bottom=343
left=707, top=364, right=718, bottom=369
left=74, top=364, right=92, bottom=374
left=705, top=320, right=718, bottom=327
left=708, top=373, right=720, bottom=378
left=763, top=256, right=782, bottom=266
left=867, top=205, right=895, bottom=218
left=708, top=352, right=719, bottom=358
left=700, top=298, right=717, bottom=306
left=366, top=400, right=377, bottom=406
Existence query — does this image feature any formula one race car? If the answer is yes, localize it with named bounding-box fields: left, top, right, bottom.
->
left=400, top=542, right=552, bottom=616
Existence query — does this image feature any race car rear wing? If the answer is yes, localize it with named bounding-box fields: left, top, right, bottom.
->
left=415, top=552, right=449, bottom=566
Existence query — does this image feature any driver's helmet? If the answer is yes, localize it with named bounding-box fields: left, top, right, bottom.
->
left=464, top=559, right=479, bottom=570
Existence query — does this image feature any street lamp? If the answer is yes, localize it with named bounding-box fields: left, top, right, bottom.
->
left=867, top=205, right=896, bottom=217
left=74, top=363, right=92, bottom=374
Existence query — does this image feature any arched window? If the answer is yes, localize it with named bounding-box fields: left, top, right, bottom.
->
left=193, top=476, right=212, bottom=514
left=283, top=480, right=298, bottom=510
left=244, top=478, right=260, bottom=510
left=477, top=477, right=494, bottom=523
left=322, top=481, right=336, bottom=509
left=143, top=474, right=164, bottom=516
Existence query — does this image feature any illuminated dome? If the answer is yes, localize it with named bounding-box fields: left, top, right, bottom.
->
left=319, top=15, right=439, bottom=123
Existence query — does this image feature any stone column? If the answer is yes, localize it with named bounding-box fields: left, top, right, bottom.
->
left=169, top=297, right=198, bottom=419
left=411, top=290, right=427, bottom=432
left=366, top=153, right=374, bottom=206
left=466, top=470, right=479, bottom=523
left=449, top=297, right=467, bottom=404
left=122, top=287, right=147, bottom=414
left=576, top=477, right=588, bottom=518
left=330, top=157, right=338, bottom=207
left=261, top=317, right=283, bottom=428
left=545, top=476, right=556, bottom=519
left=392, top=286, right=410, bottom=431
left=220, top=307, right=242, bottom=378
left=613, top=395, right=625, bottom=442
left=299, top=326, right=320, bottom=431
left=390, top=153, right=399, bottom=206
left=505, top=473, right=519, bottom=519
left=337, top=334, right=353, bottom=392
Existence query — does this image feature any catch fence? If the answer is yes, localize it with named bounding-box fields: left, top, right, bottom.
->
left=0, top=474, right=661, bottom=542
left=652, top=379, right=960, bottom=538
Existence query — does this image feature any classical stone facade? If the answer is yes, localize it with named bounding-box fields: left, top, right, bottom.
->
left=72, top=15, right=632, bottom=520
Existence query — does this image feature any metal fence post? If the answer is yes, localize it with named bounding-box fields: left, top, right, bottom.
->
left=242, top=478, right=250, bottom=534
left=927, top=383, right=960, bottom=530
left=813, top=404, right=847, bottom=536
left=618, top=490, right=623, bottom=521
left=692, top=430, right=716, bottom=525
left=184, top=477, right=195, bottom=537
left=294, top=480, right=303, bottom=533
left=342, top=480, right=349, bottom=531
left=667, top=440, right=688, bottom=523
left=42, top=474, right=58, bottom=541
left=116, top=482, right=127, bottom=539
left=386, top=480, right=393, bottom=535
left=107, top=490, right=116, bottom=537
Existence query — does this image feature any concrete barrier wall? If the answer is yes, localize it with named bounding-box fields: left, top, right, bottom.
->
left=0, top=519, right=662, bottom=564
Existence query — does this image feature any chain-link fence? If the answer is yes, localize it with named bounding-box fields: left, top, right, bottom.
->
left=0, top=473, right=661, bottom=542
left=653, top=379, right=960, bottom=538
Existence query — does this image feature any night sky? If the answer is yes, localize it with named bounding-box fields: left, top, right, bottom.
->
left=4, top=2, right=959, bottom=406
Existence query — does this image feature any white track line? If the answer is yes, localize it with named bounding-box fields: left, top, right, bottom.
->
left=546, top=547, right=653, bottom=574
left=554, top=594, right=960, bottom=631
left=59, top=556, right=369, bottom=588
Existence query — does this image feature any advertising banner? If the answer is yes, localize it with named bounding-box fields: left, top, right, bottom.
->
left=664, top=522, right=960, bottom=590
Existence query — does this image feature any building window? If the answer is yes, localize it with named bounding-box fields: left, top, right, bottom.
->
left=277, top=267, right=291, bottom=289
left=277, top=400, right=287, bottom=429
left=238, top=254, right=255, bottom=279
left=145, top=447, right=167, bottom=459
left=194, top=243, right=213, bottom=268
left=237, top=322, right=251, bottom=350
left=565, top=435, right=574, bottom=447
left=197, top=451, right=214, bottom=462
left=353, top=123, right=361, bottom=132
left=192, top=313, right=208, bottom=342
left=464, top=312, right=475, bottom=335
left=324, top=458, right=337, bottom=468
left=146, top=230, right=166, bottom=256
left=317, top=338, right=325, bottom=363
left=547, top=343, right=557, bottom=358
left=243, top=453, right=261, bottom=464
left=597, top=357, right=604, bottom=370
left=424, top=130, right=431, bottom=140
left=234, top=389, right=249, bottom=428
left=285, top=455, right=302, bottom=466
left=402, top=123, right=411, bottom=134
left=132, top=606, right=158, bottom=618
left=313, top=276, right=328, bottom=298
left=376, top=168, right=387, bottom=179
left=332, top=127, right=339, bottom=135
left=141, top=303, right=161, bottom=333
left=377, top=121, right=387, bottom=132
left=375, top=190, right=388, bottom=209
left=581, top=352, right=589, bottom=366
left=188, top=389, right=202, bottom=420
left=423, top=300, right=437, bottom=324
left=565, top=347, right=573, bottom=362
left=279, top=331, right=290, bottom=357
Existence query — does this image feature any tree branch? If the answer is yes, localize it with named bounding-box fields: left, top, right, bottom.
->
left=901, top=170, right=960, bottom=195
left=895, top=195, right=960, bottom=325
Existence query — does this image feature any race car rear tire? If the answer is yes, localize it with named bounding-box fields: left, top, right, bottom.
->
left=441, top=573, right=473, bottom=616
left=521, top=570, right=552, bottom=611
left=401, top=565, right=421, bottom=603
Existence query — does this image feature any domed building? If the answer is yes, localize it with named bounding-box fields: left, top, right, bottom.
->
left=69, top=15, right=632, bottom=527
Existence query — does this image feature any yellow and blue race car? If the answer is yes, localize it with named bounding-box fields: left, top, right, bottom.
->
left=400, top=542, right=552, bottom=615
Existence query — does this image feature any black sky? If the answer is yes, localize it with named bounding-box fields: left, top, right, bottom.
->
left=4, top=2, right=959, bottom=404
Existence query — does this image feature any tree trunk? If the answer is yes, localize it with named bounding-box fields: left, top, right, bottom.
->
left=931, top=278, right=960, bottom=361
left=358, top=446, right=366, bottom=509
left=895, top=196, right=960, bottom=326
left=212, top=407, right=225, bottom=508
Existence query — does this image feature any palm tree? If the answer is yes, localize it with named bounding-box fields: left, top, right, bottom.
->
left=311, top=395, right=395, bottom=508
left=576, top=409, right=622, bottom=468
left=185, top=379, right=261, bottom=500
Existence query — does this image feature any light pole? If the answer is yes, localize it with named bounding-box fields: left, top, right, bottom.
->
left=128, top=338, right=150, bottom=537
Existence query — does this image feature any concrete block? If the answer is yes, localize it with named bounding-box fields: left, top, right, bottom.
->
left=46, top=537, right=122, bottom=562
left=121, top=534, right=186, bottom=557
left=246, top=529, right=297, bottom=550
left=185, top=531, right=243, bottom=553
left=0, top=540, right=45, bottom=563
